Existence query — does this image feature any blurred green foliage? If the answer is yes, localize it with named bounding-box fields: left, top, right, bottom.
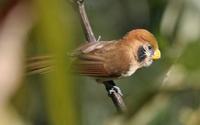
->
left=1, top=0, right=200, bottom=125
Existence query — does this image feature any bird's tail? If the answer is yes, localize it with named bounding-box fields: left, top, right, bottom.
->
left=26, top=55, right=52, bottom=75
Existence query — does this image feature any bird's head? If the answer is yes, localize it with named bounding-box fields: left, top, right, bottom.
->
left=123, top=29, right=161, bottom=67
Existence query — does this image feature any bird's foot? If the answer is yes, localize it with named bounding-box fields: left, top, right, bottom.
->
left=109, top=86, right=123, bottom=96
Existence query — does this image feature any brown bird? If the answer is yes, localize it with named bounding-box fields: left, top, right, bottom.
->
left=28, top=29, right=161, bottom=82
left=27, top=29, right=161, bottom=95
left=71, top=29, right=161, bottom=81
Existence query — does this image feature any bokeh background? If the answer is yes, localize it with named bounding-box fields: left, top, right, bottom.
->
left=0, top=0, right=200, bottom=125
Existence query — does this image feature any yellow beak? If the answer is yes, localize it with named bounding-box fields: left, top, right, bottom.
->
left=152, top=49, right=161, bottom=60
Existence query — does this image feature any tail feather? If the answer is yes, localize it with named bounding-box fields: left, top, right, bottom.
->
left=26, top=55, right=52, bottom=75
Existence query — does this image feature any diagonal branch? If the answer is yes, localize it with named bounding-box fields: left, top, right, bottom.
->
left=75, top=0, right=127, bottom=113
left=76, top=0, right=96, bottom=43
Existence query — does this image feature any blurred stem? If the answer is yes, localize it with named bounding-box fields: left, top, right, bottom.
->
left=34, top=0, right=77, bottom=125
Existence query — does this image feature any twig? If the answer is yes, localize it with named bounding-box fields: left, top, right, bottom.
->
left=76, top=0, right=96, bottom=43
left=103, top=81, right=127, bottom=112
left=75, top=0, right=127, bottom=113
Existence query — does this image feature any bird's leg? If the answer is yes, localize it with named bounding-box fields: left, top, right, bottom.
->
left=103, top=81, right=123, bottom=96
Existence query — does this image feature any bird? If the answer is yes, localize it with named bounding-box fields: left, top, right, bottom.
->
left=27, top=29, right=161, bottom=94
left=70, top=29, right=161, bottom=81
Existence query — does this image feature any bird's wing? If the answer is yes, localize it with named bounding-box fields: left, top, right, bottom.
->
left=72, top=56, right=109, bottom=77
left=73, top=41, right=120, bottom=77
left=71, top=41, right=116, bottom=55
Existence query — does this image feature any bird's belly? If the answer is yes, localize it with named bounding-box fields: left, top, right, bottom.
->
left=94, top=67, right=137, bottom=82
left=121, top=64, right=137, bottom=77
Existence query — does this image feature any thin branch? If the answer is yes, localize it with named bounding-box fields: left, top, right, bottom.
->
left=103, top=81, right=127, bottom=112
left=75, top=0, right=127, bottom=113
left=76, top=0, right=96, bottom=43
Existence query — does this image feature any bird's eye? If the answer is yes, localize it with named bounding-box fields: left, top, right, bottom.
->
left=148, top=45, right=152, bottom=50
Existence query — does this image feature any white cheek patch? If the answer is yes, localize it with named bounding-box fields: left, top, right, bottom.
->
left=144, top=51, right=151, bottom=57
left=142, top=45, right=154, bottom=67
left=143, top=46, right=152, bottom=57
left=143, top=59, right=153, bottom=67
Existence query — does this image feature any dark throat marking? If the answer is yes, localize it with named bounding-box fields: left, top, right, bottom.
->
left=137, top=46, right=147, bottom=62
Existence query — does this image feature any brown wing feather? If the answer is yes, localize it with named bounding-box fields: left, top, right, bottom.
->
left=72, top=41, right=116, bottom=55
left=27, top=40, right=133, bottom=78
left=72, top=52, right=109, bottom=77
left=72, top=40, right=131, bottom=78
left=72, top=41, right=114, bottom=77
left=74, top=61, right=109, bottom=77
